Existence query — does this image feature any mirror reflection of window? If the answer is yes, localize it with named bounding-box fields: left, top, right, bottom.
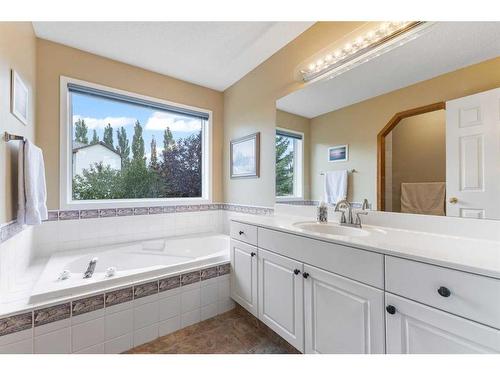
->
left=275, top=129, right=303, bottom=200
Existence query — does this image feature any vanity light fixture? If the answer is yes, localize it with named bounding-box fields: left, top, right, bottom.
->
left=300, top=21, right=432, bottom=83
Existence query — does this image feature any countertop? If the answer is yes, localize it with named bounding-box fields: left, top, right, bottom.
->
left=230, top=214, right=500, bottom=279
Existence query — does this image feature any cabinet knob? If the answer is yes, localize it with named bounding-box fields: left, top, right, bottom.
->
left=294, top=269, right=301, bottom=275
left=437, top=286, right=451, bottom=297
left=250, top=252, right=256, bottom=257
left=448, top=197, right=458, bottom=204
left=303, top=272, right=310, bottom=279
left=239, top=231, right=244, bottom=235
left=386, top=305, right=396, bottom=315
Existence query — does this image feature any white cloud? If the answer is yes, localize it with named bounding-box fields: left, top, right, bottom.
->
left=73, top=115, right=136, bottom=129
left=144, top=111, right=201, bottom=132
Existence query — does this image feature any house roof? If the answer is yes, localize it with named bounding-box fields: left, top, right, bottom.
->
left=72, top=141, right=121, bottom=157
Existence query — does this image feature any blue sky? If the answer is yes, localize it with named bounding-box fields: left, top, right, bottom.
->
left=72, top=93, right=202, bottom=159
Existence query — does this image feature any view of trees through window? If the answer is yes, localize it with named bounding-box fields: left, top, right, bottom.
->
left=71, top=91, right=204, bottom=200
left=275, top=134, right=295, bottom=196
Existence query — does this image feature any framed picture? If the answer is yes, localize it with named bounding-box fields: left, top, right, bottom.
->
left=328, top=144, right=348, bottom=162
left=11, top=70, right=29, bottom=125
left=230, top=132, right=260, bottom=178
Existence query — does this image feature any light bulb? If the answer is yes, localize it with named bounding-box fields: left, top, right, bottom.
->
left=366, top=30, right=375, bottom=40
left=325, top=54, right=332, bottom=62
left=344, top=43, right=352, bottom=52
left=334, top=50, right=341, bottom=58
left=308, top=63, right=315, bottom=71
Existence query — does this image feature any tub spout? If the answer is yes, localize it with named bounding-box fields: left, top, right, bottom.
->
left=83, top=257, right=98, bottom=279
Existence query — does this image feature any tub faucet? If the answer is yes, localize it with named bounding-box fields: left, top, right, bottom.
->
left=83, top=257, right=98, bottom=279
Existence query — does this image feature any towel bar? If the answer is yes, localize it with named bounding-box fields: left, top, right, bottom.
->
left=320, top=169, right=356, bottom=175
left=4, top=131, right=25, bottom=142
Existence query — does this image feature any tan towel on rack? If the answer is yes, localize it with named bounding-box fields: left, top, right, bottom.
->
left=401, top=182, right=445, bottom=216
left=17, top=140, right=48, bottom=225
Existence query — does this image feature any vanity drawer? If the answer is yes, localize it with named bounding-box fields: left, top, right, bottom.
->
left=385, top=256, right=500, bottom=329
left=258, top=227, right=384, bottom=288
left=230, top=221, right=257, bottom=246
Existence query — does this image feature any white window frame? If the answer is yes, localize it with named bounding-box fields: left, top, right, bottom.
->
left=275, top=127, right=304, bottom=201
left=59, top=76, right=212, bottom=209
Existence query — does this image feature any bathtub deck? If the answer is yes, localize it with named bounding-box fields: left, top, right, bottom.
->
left=126, top=306, right=299, bottom=354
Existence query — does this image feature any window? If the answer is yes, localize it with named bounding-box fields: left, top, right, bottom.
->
left=60, top=77, right=211, bottom=208
left=275, top=129, right=303, bottom=199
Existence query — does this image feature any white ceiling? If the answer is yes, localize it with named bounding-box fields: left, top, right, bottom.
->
left=32, top=22, right=314, bottom=91
left=277, top=22, right=500, bottom=119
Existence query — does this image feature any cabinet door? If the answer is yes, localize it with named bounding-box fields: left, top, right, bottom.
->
left=304, top=264, right=385, bottom=354
left=258, top=248, right=304, bottom=351
left=230, top=239, right=258, bottom=316
left=386, top=293, right=500, bottom=354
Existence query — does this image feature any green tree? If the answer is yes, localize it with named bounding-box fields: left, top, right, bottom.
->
left=72, top=162, right=123, bottom=200
left=116, top=127, right=130, bottom=165
left=103, top=124, right=113, bottom=147
left=163, top=127, right=174, bottom=150
left=132, top=121, right=145, bottom=164
left=149, top=136, right=159, bottom=171
left=74, top=119, right=89, bottom=144
left=275, top=135, right=294, bottom=196
left=90, top=129, right=99, bottom=145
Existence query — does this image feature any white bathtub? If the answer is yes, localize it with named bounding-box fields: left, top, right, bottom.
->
left=30, top=233, right=229, bottom=303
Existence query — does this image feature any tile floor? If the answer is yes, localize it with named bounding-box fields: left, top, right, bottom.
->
left=126, top=306, right=299, bottom=354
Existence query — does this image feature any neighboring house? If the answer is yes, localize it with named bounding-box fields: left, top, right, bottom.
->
left=72, top=141, right=122, bottom=176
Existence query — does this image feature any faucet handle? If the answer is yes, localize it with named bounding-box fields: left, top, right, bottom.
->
left=340, top=211, right=347, bottom=223
left=355, top=211, right=368, bottom=225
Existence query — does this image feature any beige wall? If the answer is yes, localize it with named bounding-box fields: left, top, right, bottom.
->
left=391, top=110, right=446, bottom=212
left=275, top=110, right=310, bottom=200
left=36, top=39, right=224, bottom=209
left=0, top=23, right=37, bottom=224
left=309, top=57, right=500, bottom=207
left=223, top=22, right=367, bottom=207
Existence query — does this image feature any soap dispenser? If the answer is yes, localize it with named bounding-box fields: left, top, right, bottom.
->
left=317, top=201, right=328, bottom=223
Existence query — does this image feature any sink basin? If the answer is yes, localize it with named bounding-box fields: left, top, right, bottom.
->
left=293, top=221, right=370, bottom=237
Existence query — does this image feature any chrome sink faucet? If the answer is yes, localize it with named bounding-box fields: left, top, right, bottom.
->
left=335, top=199, right=369, bottom=228
left=83, top=257, right=98, bottom=279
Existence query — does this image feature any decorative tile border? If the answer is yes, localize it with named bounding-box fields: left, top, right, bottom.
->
left=134, top=281, right=159, bottom=299
left=159, top=276, right=180, bottom=292
left=105, top=287, right=133, bottom=307
left=0, top=262, right=231, bottom=338
left=218, top=263, right=231, bottom=276
left=0, top=312, right=32, bottom=337
left=201, top=266, right=218, bottom=281
left=180, top=271, right=201, bottom=286
left=72, top=294, right=104, bottom=316
left=34, top=303, right=71, bottom=327
left=42, top=203, right=273, bottom=224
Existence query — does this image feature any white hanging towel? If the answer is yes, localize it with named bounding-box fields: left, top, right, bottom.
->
left=324, top=170, right=348, bottom=205
left=17, top=140, right=48, bottom=225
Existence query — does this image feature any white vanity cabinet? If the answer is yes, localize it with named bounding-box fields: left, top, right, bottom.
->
left=229, top=220, right=500, bottom=354
left=303, top=264, right=385, bottom=353
left=230, top=239, right=258, bottom=316
left=385, top=293, right=500, bottom=353
left=258, top=248, right=304, bottom=351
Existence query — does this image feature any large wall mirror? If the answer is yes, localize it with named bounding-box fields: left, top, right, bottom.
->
left=275, top=22, right=500, bottom=220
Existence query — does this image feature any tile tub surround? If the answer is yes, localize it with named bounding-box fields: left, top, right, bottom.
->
left=0, top=263, right=234, bottom=353
left=0, top=203, right=274, bottom=246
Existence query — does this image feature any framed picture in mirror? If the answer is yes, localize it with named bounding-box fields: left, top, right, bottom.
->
left=230, top=132, right=260, bottom=178
left=328, top=144, right=348, bottom=162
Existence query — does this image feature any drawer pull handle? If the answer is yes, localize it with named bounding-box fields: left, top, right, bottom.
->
left=239, top=231, right=244, bottom=235
left=303, top=272, right=310, bottom=279
left=250, top=252, right=256, bottom=257
left=294, top=269, right=301, bottom=275
left=386, top=305, right=396, bottom=315
left=437, top=286, right=451, bottom=297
